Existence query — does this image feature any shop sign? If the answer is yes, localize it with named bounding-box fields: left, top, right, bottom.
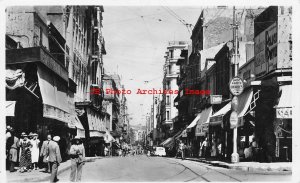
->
left=229, top=77, right=244, bottom=96
left=254, top=29, right=267, bottom=77
left=230, top=111, right=238, bottom=129
left=276, top=108, right=292, bottom=119
left=266, top=23, right=278, bottom=72
left=210, top=95, right=222, bottom=104
left=195, top=124, right=208, bottom=136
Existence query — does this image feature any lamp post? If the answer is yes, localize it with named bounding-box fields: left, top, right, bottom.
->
left=230, top=6, right=242, bottom=163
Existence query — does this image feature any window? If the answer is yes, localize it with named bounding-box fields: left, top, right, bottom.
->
left=166, top=95, right=170, bottom=105
left=170, top=50, right=174, bottom=58
left=166, top=111, right=170, bottom=120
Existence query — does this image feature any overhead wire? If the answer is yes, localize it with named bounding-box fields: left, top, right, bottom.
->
left=161, top=6, right=193, bottom=35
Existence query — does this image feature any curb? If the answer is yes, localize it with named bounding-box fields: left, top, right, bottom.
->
left=184, top=158, right=292, bottom=174
left=9, top=157, right=102, bottom=182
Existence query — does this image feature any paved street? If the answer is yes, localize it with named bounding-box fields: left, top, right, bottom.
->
left=49, top=155, right=291, bottom=182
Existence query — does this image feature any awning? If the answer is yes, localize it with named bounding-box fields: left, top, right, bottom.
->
left=68, top=115, right=85, bottom=138
left=161, top=137, right=173, bottom=146
left=76, top=129, right=85, bottom=138
left=37, top=65, right=69, bottom=113
left=237, top=88, right=253, bottom=118
left=90, top=131, right=106, bottom=138
left=104, top=129, right=115, bottom=143
left=68, top=115, right=84, bottom=130
left=198, top=107, right=212, bottom=126
left=175, top=129, right=187, bottom=139
left=164, top=138, right=175, bottom=148
left=275, top=85, right=292, bottom=119
left=209, top=102, right=231, bottom=126
left=186, top=113, right=201, bottom=132
left=6, top=101, right=16, bottom=117
left=173, top=130, right=183, bottom=140
left=37, top=65, right=70, bottom=123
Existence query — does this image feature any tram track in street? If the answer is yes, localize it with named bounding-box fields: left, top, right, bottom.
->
left=166, top=157, right=243, bottom=182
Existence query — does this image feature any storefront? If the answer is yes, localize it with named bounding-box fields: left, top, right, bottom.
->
left=76, top=104, right=107, bottom=156
left=274, top=84, right=292, bottom=161
left=194, top=107, right=212, bottom=157
left=209, top=102, right=231, bottom=158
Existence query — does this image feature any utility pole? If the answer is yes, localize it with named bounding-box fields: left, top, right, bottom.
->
left=231, top=6, right=240, bottom=163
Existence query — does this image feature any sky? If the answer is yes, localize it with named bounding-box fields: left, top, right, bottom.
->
left=102, top=6, right=204, bottom=126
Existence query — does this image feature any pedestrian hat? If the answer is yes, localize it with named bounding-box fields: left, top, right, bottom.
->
left=21, top=132, right=27, bottom=137
left=28, top=132, right=34, bottom=137
left=74, top=136, right=81, bottom=139
left=53, top=136, right=60, bottom=142
left=32, top=133, right=38, bottom=136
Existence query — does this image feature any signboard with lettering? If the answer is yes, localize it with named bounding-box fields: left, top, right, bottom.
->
left=276, top=108, right=292, bottom=119
left=266, top=23, right=278, bottom=72
left=210, top=95, right=222, bottom=104
left=254, top=23, right=278, bottom=77
left=254, top=29, right=267, bottom=77
left=229, top=77, right=244, bottom=96
left=195, top=124, right=208, bottom=136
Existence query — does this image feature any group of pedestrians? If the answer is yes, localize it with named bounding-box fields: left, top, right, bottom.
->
left=6, top=127, right=41, bottom=173
left=6, top=125, right=86, bottom=182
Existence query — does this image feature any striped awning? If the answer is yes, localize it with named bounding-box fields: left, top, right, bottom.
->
left=209, top=102, right=231, bottom=126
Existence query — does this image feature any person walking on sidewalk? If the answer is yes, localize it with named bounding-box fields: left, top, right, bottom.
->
left=40, top=134, right=52, bottom=173
left=30, top=133, right=40, bottom=170
left=201, top=138, right=209, bottom=158
left=69, top=136, right=85, bottom=182
left=19, top=133, right=32, bottom=173
left=48, top=136, right=62, bottom=183
left=8, top=129, right=19, bottom=172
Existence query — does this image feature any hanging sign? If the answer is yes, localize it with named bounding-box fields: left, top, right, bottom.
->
left=210, top=95, right=222, bottom=104
left=229, top=76, right=244, bottom=96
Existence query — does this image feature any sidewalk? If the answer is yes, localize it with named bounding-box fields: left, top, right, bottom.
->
left=184, top=157, right=292, bottom=174
left=6, top=157, right=102, bottom=182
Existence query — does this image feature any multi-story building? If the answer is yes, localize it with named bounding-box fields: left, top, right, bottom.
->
left=160, top=41, right=188, bottom=139
left=5, top=6, right=110, bottom=158
left=252, top=6, right=292, bottom=162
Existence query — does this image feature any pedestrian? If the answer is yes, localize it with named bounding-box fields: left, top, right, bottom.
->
left=217, top=142, right=222, bottom=159
left=7, top=129, right=19, bottom=172
left=176, top=140, right=185, bottom=160
left=40, top=134, right=52, bottom=173
left=251, top=137, right=258, bottom=161
left=19, top=133, right=32, bottom=173
left=211, top=138, right=217, bottom=157
left=6, top=126, right=14, bottom=170
left=104, top=146, right=108, bottom=156
left=201, top=138, right=209, bottom=158
left=48, top=136, right=62, bottom=183
left=199, top=139, right=203, bottom=157
left=69, top=136, right=85, bottom=182
left=19, top=132, right=26, bottom=163
left=30, top=133, right=40, bottom=170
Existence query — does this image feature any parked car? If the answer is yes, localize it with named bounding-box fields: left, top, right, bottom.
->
left=154, top=147, right=166, bottom=157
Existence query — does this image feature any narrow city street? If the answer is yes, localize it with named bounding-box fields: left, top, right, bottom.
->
left=49, top=156, right=291, bottom=182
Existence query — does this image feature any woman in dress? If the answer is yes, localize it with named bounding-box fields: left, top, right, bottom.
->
left=30, top=133, right=40, bottom=170
left=19, top=133, right=32, bottom=173
left=211, top=138, right=217, bottom=157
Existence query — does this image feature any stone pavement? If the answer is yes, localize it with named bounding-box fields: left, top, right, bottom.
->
left=6, top=157, right=102, bottom=182
left=184, top=157, right=292, bottom=174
